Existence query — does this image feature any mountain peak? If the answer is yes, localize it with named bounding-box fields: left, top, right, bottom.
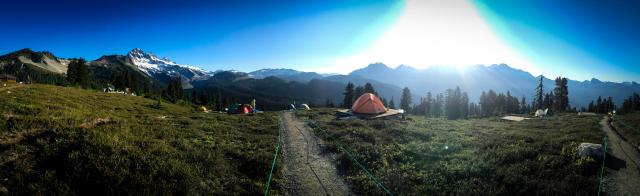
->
left=395, top=64, right=416, bottom=71
left=489, top=63, right=511, bottom=69
left=125, top=48, right=210, bottom=81
left=129, top=48, right=144, bottom=54
left=590, top=78, right=602, bottom=84
left=367, top=62, right=391, bottom=70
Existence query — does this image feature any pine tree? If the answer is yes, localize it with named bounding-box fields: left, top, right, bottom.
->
left=479, top=91, right=488, bottom=117
left=191, top=90, right=198, bottom=104
left=76, top=58, right=89, bottom=88
left=363, top=83, right=377, bottom=95
left=435, top=93, right=444, bottom=117
left=534, top=75, right=544, bottom=110
left=354, top=86, right=365, bottom=99
left=461, top=92, right=469, bottom=118
left=424, top=92, right=432, bottom=117
left=543, top=91, right=554, bottom=110
left=520, top=96, right=527, bottom=114
left=199, top=91, right=208, bottom=106
left=165, top=78, right=183, bottom=103
left=343, top=82, right=354, bottom=108
left=596, top=96, right=603, bottom=113
left=400, top=87, right=412, bottom=112
left=66, top=59, right=78, bottom=85
left=554, top=77, right=569, bottom=112
left=388, top=97, right=396, bottom=109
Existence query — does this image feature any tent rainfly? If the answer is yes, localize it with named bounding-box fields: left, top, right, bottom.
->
left=535, top=109, right=548, bottom=117
left=352, top=93, right=387, bottom=114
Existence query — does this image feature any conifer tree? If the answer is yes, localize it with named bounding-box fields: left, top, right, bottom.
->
left=534, top=75, right=544, bottom=110
left=400, top=87, right=412, bottom=112
left=343, top=82, right=354, bottom=108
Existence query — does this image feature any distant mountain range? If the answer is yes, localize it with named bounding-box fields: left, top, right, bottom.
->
left=249, top=68, right=324, bottom=82
left=1, top=48, right=638, bottom=108
left=349, top=63, right=640, bottom=108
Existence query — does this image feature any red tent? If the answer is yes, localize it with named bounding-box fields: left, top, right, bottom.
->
left=352, top=93, right=387, bottom=114
left=237, top=104, right=253, bottom=114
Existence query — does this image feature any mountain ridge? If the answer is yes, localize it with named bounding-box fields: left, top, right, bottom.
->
left=2, top=48, right=638, bottom=108
left=349, top=63, right=640, bottom=107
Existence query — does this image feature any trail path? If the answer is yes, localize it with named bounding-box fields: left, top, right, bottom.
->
left=281, top=111, right=351, bottom=195
left=601, top=116, right=640, bottom=195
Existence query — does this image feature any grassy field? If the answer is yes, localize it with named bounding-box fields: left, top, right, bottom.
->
left=614, top=112, right=640, bottom=150
left=0, top=84, right=283, bottom=195
left=297, top=108, right=603, bottom=195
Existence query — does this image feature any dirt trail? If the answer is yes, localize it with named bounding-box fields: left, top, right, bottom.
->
left=281, top=111, right=351, bottom=195
left=601, top=116, right=640, bottom=195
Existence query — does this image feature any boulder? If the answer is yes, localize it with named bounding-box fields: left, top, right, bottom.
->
left=577, top=143, right=605, bottom=159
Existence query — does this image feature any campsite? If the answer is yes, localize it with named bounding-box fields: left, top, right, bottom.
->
left=2, top=0, right=640, bottom=195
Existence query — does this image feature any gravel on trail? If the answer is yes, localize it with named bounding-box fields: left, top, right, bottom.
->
left=280, top=111, right=352, bottom=195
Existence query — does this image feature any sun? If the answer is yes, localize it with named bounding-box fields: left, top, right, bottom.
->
left=327, top=0, right=538, bottom=74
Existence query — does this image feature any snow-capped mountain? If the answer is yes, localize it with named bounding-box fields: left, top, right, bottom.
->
left=127, top=48, right=212, bottom=81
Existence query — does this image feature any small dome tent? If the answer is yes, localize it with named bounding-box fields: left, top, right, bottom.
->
left=237, top=104, right=253, bottom=114
left=198, top=106, right=208, bottom=112
left=352, top=93, right=387, bottom=114
left=227, top=103, right=254, bottom=114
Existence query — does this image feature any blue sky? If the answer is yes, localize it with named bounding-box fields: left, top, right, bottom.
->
left=0, top=0, right=638, bottom=82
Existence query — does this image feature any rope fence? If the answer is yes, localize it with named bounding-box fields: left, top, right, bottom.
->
left=264, top=112, right=284, bottom=195
left=597, top=135, right=608, bottom=196
left=302, top=114, right=394, bottom=195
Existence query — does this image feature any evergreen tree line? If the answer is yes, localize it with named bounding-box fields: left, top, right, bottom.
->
left=533, top=76, right=571, bottom=112
left=110, top=71, right=151, bottom=95
left=585, top=96, right=616, bottom=114
left=620, top=93, right=640, bottom=114
left=66, top=58, right=89, bottom=87
left=479, top=90, right=527, bottom=117
left=341, top=82, right=381, bottom=108
left=162, top=79, right=184, bottom=103
left=65, top=58, right=153, bottom=95
left=411, top=91, right=444, bottom=117
left=187, top=88, right=231, bottom=111
left=409, top=88, right=462, bottom=119
left=335, top=75, right=598, bottom=119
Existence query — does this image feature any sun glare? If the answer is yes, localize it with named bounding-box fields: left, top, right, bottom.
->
left=327, top=0, right=538, bottom=74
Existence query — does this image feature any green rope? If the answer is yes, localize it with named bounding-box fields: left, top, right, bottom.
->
left=264, top=114, right=283, bottom=196
left=309, top=120, right=394, bottom=195
left=597, top=135, right=608, bottom=196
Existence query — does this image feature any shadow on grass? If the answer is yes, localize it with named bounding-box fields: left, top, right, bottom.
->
left=605, top=153, right=626, bottom=171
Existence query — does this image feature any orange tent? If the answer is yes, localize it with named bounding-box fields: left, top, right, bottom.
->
left=352, top=93, right=387, bottom=114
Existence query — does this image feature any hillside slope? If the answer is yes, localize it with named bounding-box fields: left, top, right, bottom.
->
left=0, top=84, right=283, bottom=195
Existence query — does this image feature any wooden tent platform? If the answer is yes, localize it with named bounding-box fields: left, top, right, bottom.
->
left=501, top=116, right=531, bottom=122
left=336, top=109, right=403, bottom=119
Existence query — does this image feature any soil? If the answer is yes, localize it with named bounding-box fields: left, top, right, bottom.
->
left=280, top=111, right=351, bottom=195
left=601, top=116, right=640, bottom=196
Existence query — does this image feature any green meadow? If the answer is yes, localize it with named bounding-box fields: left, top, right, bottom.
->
left=0, top=84, right=283, bottom=195
left=297, top=108, right=602, bottom=195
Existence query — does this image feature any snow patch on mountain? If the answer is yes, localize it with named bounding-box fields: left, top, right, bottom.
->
left=127, top=48, right=212, bottom=80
